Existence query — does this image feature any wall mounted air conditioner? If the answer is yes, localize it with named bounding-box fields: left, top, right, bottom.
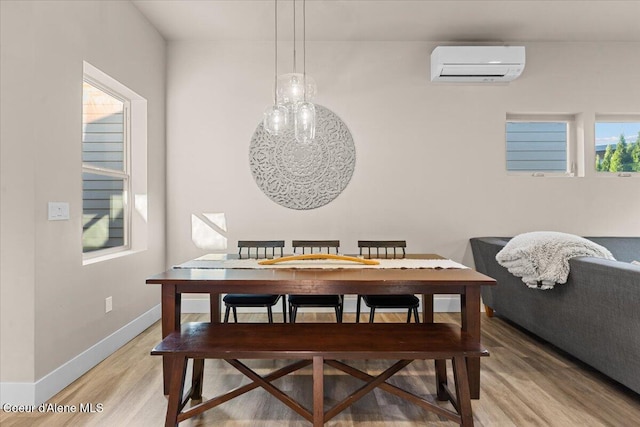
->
left=430, top=46, right=525, bottom=83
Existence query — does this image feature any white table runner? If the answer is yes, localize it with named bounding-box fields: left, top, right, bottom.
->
left=175, top=256, right=469, bottom=270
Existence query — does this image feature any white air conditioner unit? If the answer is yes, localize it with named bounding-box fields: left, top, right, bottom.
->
left=430, top=46, right=525, bottom=83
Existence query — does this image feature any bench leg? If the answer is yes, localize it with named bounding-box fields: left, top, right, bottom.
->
left=313, top=356, right=324, bottom=427
left=165, top=356, right=188, bottom=427
left=355, top=295, right=362, bottom=323
left=452, top=356, right=474, bottom=427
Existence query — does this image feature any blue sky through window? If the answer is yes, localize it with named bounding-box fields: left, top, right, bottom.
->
left=595, top=122, right=640, bottom=148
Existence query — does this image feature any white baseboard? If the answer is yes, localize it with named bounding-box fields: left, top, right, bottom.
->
left=181, top=295, right=462, bottom=314
left=0, top=305, right=161, bottom=406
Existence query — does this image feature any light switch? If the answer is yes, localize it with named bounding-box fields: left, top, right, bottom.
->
left=48, top=202, right=70, bottom=221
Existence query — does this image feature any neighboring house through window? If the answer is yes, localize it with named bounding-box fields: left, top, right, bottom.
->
left=505, top=114, right=577, bottom=176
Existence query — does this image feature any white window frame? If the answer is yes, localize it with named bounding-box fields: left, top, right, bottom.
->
left=82, top=61, right=148, bottom=264
left=592, top=113, right=640, bottom=178
left=506, top=113, right=578, bottom=178
left=82, top=78, right=131, bottom=257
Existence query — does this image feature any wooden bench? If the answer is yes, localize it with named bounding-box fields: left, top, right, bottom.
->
left=151, top=322, right=489, bottom=427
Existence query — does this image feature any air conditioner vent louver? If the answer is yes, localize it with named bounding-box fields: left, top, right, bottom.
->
left=440, top=74, right=506, bottom=78
left=431, top=46, right=525, bottom=83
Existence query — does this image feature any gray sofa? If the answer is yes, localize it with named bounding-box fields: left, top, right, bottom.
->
left=470, top=236, right=640, bottom=394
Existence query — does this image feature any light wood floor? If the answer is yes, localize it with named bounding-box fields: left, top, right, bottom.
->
left=2, top=312, right=639, bottom=426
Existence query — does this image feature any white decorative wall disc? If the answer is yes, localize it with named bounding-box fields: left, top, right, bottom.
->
left=249, top=105, right=356, bottom=210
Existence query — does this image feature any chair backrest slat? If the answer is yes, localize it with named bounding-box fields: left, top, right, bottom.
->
left=292, top=240, right=340, bottom=255
left=238, top=240, right=285, bottom=259
left=357, top=240, right=406, bottom=259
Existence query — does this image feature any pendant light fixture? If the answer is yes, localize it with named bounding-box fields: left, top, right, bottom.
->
left=293, top=0, right=315, bottom=143
left=263, top=0, right=288, bottom=135
left=276, top=0, right=317, bottom=104
left=263, top=0, right=317, bottom=142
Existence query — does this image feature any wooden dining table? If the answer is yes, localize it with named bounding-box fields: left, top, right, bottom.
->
left=146, top=253, right=496, bottom=399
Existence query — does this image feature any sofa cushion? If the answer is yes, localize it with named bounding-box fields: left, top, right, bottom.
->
left=584, top=237, right=640, bottom=262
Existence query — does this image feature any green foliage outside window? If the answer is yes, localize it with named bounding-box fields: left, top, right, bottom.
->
left=595, top=131, right=640, bottom=172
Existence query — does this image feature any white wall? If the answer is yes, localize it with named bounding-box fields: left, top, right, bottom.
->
left=0, top=0, right=165, bottom=402
left=166, top=40, right=639, bottom=271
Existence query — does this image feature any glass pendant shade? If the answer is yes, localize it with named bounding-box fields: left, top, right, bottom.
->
left=262, top=0, right=317, bottom=141
left=294, top=101, right=316, bottom=143
left=263, top=104, right=289, bottom=135
left=276, top=73, right=317, bottom=105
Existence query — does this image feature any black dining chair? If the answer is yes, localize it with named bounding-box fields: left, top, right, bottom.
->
left=222, top=240, right=287, bottom=323
left=288, top=240, right=343, bottom=323
left=356, top=240, right=420, bottom=323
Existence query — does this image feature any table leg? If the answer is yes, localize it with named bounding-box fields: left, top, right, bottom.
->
left=313, top=356, right=324, bottom=427
left=422, top=293, right=434, bottom=323
left=162, top=284, right=181, bottom=395
left=460, top=287, right=481, bottom=399
left=435, top=359, right=448, bottom=401
left=423, top=294, right=448, bottom=399
left=209, top=292, right=221, bottom=323
left=191, top=358, right=205, bottom=400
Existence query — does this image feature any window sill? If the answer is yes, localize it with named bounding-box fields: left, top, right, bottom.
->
left=83, top=248, right=139, bottom=266
left=507, top=172, right=575, bottom=178
left=594, top=172, right=639, bottom=178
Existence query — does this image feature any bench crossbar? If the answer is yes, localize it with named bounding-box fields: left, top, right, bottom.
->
left=325, top=359, right=462, bottom=423
left=178, top=359, right=312, bottom=422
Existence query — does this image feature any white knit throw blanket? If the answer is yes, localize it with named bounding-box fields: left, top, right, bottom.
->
left=496, top=231, right=615, bottom=289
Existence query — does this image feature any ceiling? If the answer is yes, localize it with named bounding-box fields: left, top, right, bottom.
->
left=132, top=0, right=640, bottom=43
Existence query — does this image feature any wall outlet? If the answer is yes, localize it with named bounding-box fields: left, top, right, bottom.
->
left=105, top=296, right=113, bottom=313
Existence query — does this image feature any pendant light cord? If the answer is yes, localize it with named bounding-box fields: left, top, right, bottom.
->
left=292, top=0, right=297, bottom=75
left=273, top=0, right=278, bottom=104
left=303, top=0, right=307, bottom=102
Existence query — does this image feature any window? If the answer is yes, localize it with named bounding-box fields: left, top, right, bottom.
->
left=505, top=114, right=576, bottom=176
left=82, top=79, right=130, bottom=254
left=594, top=116, right=640, bottom=175
left=82, top=62, right=147, bottom=263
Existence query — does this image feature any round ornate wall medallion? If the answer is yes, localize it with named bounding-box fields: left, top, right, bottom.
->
left=249, top=105, right=356, bottom=210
